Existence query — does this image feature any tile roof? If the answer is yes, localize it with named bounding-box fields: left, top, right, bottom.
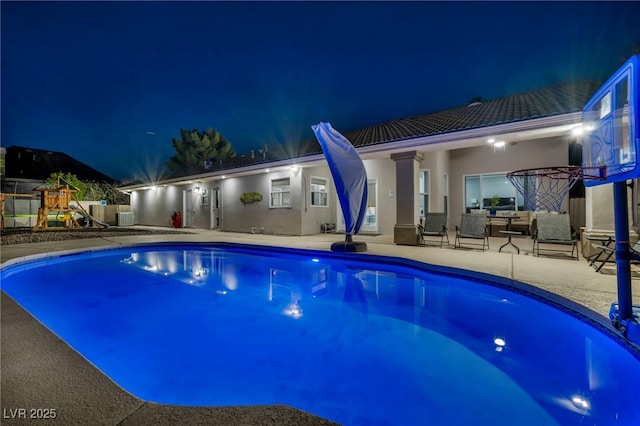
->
left=4, top=146, right=117, bottom=183
left=131, top=80, right=602, bottom=182
left=339, top=81, right=601, bottom=148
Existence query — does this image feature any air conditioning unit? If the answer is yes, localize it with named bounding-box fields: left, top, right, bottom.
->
left=117, top=212, right=134, bottom=226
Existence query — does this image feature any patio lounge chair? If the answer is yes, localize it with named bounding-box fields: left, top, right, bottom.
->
left=418, top=213, right=449, bottom=247
left=533, top=213, right=578, bottom=260
left=454, top=213, right=489, bottom=251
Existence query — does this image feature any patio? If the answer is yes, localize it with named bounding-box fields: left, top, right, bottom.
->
left=2, top=227, right=639, bottom=425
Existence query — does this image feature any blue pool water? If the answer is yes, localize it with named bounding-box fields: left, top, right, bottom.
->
left=2, top=243, right=639, bottom=425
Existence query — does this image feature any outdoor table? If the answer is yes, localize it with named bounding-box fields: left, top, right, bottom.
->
left=499, top=230, right=522, bottom=254
left=488, top=214, right=520, bottom=236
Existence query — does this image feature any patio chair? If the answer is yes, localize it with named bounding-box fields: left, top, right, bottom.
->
left=418, top=213, right=449, bottom=247
left=532, top=213, right=578, bottom=260
left=587, top=235, right=615, bottom=272
left=454, top=213, right=489, bottom=251
left=590, top=238, right=640, bottom=272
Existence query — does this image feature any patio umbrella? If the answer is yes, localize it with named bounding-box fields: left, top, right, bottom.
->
left=312, top=122, right=368, bottom=251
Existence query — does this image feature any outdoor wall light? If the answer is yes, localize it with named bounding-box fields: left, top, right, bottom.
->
left=572, top=126, right=584, bottom=136
left=493, top=141, right=506, bottom=148
left=487, top=138, right=496, bottom=144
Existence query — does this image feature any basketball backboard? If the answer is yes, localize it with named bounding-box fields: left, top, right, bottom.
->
left=582, top=54, right=639, bottom=187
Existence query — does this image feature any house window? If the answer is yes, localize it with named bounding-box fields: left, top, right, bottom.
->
left=201, top=188, right=209, bottom=206
left=419, top=170, right=429, bottom=217
left=464, top=173, right=522, bottom=212
left=310, top=176, right=328, bottom=207
left=270, top=178, right=291, bottom=208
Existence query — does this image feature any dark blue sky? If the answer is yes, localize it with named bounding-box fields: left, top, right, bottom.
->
left=2, top=1, right=640, bottom=181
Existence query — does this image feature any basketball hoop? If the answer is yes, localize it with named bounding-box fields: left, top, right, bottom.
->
left=507, top=166, right=606, bottom=212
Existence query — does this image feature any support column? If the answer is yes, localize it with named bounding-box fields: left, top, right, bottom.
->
left=391, top=151, right=424, bottom=245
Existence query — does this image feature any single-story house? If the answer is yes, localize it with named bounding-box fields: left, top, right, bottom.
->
left=119, top=81, right=628, bottom=248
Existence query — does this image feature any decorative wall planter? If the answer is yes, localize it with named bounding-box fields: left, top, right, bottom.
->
left=240, top=192, right=263, bottom=204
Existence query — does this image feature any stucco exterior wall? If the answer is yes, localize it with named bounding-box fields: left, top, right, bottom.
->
left=586, top=185, right=614, bottom=231
left=585, top=183, right=636, bottom=233
left=449, top=136, right=569, bottom=226
left=131, top=185, right=184, bottom=227
left=221, top=170, right=303, bottom=235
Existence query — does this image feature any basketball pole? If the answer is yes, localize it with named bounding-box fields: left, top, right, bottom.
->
left=613, top=181, right=633, bottom=322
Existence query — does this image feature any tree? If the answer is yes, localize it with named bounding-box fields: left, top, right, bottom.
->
left=165, top=128, right=236, bottom=175
left=45, top=172, right=88, bottom=200
left=44, top=172, right=129, bottom=204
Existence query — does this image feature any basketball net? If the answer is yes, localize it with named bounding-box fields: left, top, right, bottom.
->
left=506, top=166, right=606, bottom=211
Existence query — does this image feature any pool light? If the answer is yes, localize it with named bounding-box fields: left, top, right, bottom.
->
left=571, top=396, right=590, bottom=410
left=285, top=302, right=303, bottom=319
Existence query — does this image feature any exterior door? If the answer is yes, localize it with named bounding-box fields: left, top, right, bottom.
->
left=183, top=190, right=196, bottom=228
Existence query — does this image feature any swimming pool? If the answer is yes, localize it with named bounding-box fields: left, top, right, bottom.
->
left=1, top=242, right=639, bottom=425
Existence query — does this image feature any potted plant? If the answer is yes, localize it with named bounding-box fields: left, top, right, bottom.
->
left=489, top=194, right=500, bottom=215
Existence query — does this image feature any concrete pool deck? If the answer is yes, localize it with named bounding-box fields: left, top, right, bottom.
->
left=2, top=227, right=639, bottom=425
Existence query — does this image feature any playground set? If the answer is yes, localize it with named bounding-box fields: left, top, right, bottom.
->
left=0, top=177, right=109, bottom=232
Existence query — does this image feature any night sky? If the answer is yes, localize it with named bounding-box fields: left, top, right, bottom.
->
left=2, top=1, right=640, bottom=182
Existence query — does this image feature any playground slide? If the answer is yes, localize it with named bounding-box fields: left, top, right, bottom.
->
left=70, top=205, right=110, bottom=228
